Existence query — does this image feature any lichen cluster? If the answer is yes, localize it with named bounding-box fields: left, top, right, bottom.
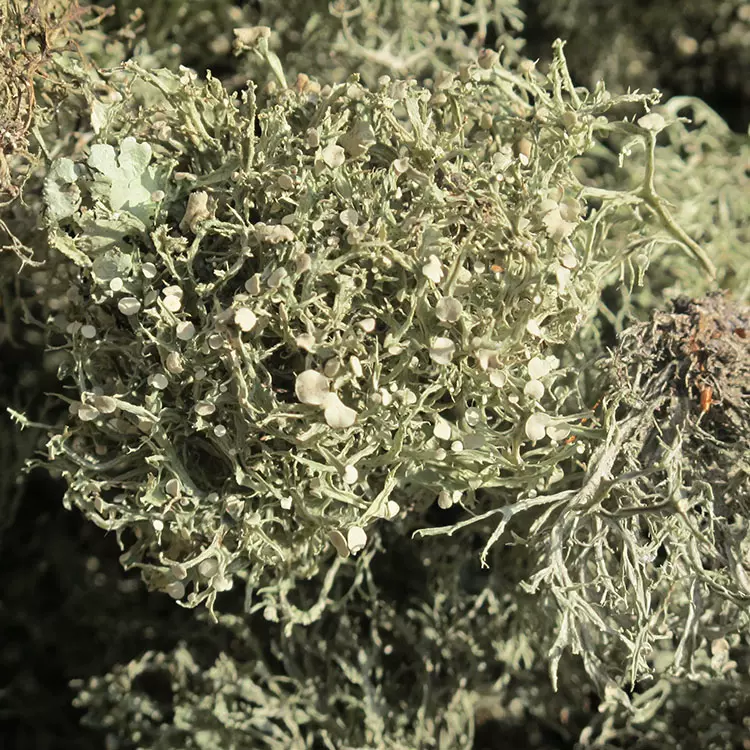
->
left=2, top=1, right=749, bottom=748
left=38, top=47, right=682, bottom=618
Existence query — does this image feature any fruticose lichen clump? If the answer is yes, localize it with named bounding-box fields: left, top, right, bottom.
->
left=38, top=40, right=718, bottom=620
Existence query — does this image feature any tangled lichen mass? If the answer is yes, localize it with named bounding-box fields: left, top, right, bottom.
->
left=1, top=2, right=749, bottom=748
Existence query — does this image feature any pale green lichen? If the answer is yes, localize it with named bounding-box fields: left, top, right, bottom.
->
left=35, top=35, right=734, bottom=643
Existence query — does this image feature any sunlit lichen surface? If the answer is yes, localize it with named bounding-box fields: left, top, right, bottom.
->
left=1, top=1, right=749, bottom=748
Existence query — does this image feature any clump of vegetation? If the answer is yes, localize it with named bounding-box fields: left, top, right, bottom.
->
left=2, top=2, right=750, bottom=749
left=37, top=38, right=717, bottom=629
left=507, top=294, right=750, bottom=692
